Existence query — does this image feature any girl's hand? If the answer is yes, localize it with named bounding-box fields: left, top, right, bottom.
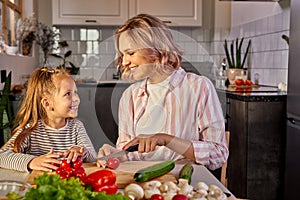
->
left=28, top=148, right=61, bottom=172
left=63, top=146, right=84, bottom=163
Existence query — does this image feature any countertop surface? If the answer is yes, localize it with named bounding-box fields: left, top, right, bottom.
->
left=216, top=85, right=287, bottom=102
left=0, top=161, right=239, bottom=199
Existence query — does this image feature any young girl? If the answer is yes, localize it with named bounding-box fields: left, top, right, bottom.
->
left=0, top=67, right=97, bottom=172
left=97, top=14, right=228, bottom=171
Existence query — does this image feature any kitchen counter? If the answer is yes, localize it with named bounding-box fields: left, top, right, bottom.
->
left=0, top=161, right=239, bottom=199
left=216, top=85, right=287, bottom=102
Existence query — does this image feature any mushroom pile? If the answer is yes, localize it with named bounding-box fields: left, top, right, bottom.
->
left=123, top=179, right=228, bottom=200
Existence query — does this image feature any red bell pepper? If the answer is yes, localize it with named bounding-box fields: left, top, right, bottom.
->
left=84, top=169, right=118, bottom=194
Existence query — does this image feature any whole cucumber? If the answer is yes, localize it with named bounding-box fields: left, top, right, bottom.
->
left=134, top=160, right=175, bottom=182
left=178, top=163, right=194, bottom=184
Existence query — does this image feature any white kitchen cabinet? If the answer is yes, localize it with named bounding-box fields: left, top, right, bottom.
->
left=52, top=0, right=129, bottom=25
left=52, top=0, right=202, bottom=26
left=129, top=0, right=202, bottom=26
left=77, top=84, right=114, bottom=151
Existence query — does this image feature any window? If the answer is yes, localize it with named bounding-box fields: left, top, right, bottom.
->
left=0, top=0, right=22, bottom=46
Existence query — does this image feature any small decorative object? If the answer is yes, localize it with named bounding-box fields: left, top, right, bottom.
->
left=224, top=37, right=251, bottom=85
left=16, top=14, right=37, bottom=56
left=50, top=41, right=79, bottom=75
left=35, top=22, right=59, bottom=67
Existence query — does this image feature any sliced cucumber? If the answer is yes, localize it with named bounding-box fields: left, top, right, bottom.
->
left=178, top=163, right=194, bottom=184
left=134, top=160, right=175, bottom=182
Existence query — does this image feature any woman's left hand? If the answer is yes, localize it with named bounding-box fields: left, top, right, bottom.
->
left=63, top=146, right=84, bottom=163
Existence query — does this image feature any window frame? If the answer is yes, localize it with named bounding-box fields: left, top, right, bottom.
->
left=1, top=0, right=22, bottom=45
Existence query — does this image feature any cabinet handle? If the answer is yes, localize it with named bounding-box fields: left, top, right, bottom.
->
left=85, top=20, right=97, bottom=23
left=163, top=20, right=172, bottom=24
left=88, top=90, right=91, bottom=101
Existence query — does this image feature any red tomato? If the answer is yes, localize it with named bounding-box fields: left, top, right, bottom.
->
left=106, top=158, right=120, bottom=169
left=72, top=157, right=83, bottom=169
left=150, top=194, right=164, bottom=200
left=245, top=79, right=253, bottom=86
left=60, top=159, right=70, bottom=168
left=235, top=78, right=244, bottom=86
left=172, top=194, right=188, bottom=200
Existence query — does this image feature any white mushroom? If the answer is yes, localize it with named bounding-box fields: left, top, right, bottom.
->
left=143, top=180, right=162, bottom=199
left=124, top=183, right=144, bottom=200
left=207, top=185, right=227, bottom=200
left=177, top=179, right=194, bottom=197
left=160, top=181, right=179, bottom=200
left=196, top=182, right=209, bottom=191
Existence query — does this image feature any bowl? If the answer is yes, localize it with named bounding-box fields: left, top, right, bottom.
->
left=4, top=45, right=18, bottom=55
left=0, top=180, right=32, bottom=199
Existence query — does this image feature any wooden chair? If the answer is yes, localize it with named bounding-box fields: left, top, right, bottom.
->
left=220, top=131, right=230, bottom=187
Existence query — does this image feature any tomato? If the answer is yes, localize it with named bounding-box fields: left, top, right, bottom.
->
left=106, top=158, right=120, bottom=169
left=73, top=166, right=86, bottom=181
left=235, top=78, right=244, bottom=86
left=172, top=194, right=188, bottom=200
left=60, top=159, right=70, bottom=168
left=150, top=194, right=164, bottom=200
left=84, top=169, right=117, bottom=189
left=245, top=79, right=253, bottom=86
left=72, top=157, right=83, bottom=169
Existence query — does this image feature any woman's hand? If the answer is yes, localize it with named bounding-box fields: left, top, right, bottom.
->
left=62, top=146, right=84, bottom=163
left=123, top=133, right=170, bottom=152
left=27, top=148, right=61, bottom=172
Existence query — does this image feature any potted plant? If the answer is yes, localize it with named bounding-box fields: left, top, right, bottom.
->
left=224, top=37, right=251, bottom=85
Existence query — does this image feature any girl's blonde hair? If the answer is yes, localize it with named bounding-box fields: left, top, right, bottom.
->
left=114, top=13, right=183, bottom=80
left=12, top=67, right=70, bottom=152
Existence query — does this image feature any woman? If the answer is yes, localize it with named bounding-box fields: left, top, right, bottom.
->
left=97, top=14, right=228, bottom=170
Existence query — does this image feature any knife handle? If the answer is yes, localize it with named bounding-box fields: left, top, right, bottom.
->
left=125, top=144, right=139, bottom=152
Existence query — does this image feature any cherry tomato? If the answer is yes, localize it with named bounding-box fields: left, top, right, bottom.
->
left=150, top=194, right=164, bottom=200
left=74, top=167, right=86, bottom=181
left=72, top=157, right=83, bottom=169
left=106, top=158, right=120, bottom=169
left=235, top=78, right=244, bottom=86
left=55, top=167, right=65, bottom=175
left=60, top=159, right=70, bottom=168
left=245, top=79, right=253, bottom=86
left=172, top=194, right=188, bottom=200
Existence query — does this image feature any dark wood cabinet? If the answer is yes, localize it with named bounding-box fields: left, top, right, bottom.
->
left=226, top=95, right=286, bottom=200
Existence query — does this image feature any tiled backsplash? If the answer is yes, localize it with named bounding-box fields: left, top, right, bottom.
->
left=49, top=9, right=289, bottom=86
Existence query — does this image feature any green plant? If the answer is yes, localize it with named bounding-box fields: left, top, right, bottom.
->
left=224, top=37, right=252, bottom=69
left=50, top=41, right=79, bottom=75
left=0, top=71, right=14, bottom=145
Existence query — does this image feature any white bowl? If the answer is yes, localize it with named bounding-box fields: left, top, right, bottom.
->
left=5, top=46, right=18, bottom=55
left=0, top=180, right=32, bottom=199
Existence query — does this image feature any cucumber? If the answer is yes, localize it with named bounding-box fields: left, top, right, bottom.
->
left=178, top=163, right=194, bottom=184
left=134, top=160, right=175, bottom=182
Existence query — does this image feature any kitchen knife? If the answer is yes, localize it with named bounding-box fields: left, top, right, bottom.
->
left=96, top=144, right=139, bottom=160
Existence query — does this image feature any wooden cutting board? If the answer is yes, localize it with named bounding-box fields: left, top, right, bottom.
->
left=26, top=161, right=177, bottom=188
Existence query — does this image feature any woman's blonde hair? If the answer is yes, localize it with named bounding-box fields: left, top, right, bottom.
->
left=12, top=67, right=70, bottom=152
left=114, top=13, right=183, bottom=80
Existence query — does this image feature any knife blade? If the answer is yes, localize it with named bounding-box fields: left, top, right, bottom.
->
left=96, top=144, right=139, bottom=160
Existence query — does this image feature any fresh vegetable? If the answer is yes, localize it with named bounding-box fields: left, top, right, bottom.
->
left=172, top=194, right=188, bottom=200
left=84, top=169, right=118, bottom=194
left=134, top=160, right=175, bottom=182
left=106, top=158, right=120, bottom=169
left=245, top=79, right=253, bottom=85
left=235, top=78, right=244, bottom=86
left=150, top=194, right=164, bottom=200
left=24, top=172, right=128, bottom=200
left=178, top=164, right=194, bottom=184
left=55, top=157, right=86, bottom=181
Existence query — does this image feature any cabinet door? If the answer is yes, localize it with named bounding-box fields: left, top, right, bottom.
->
left=129, top=0, right=202, bottom=26
left=77, top=85, right=114, bottom=151
left=52, top=0, right=129, bottom=25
